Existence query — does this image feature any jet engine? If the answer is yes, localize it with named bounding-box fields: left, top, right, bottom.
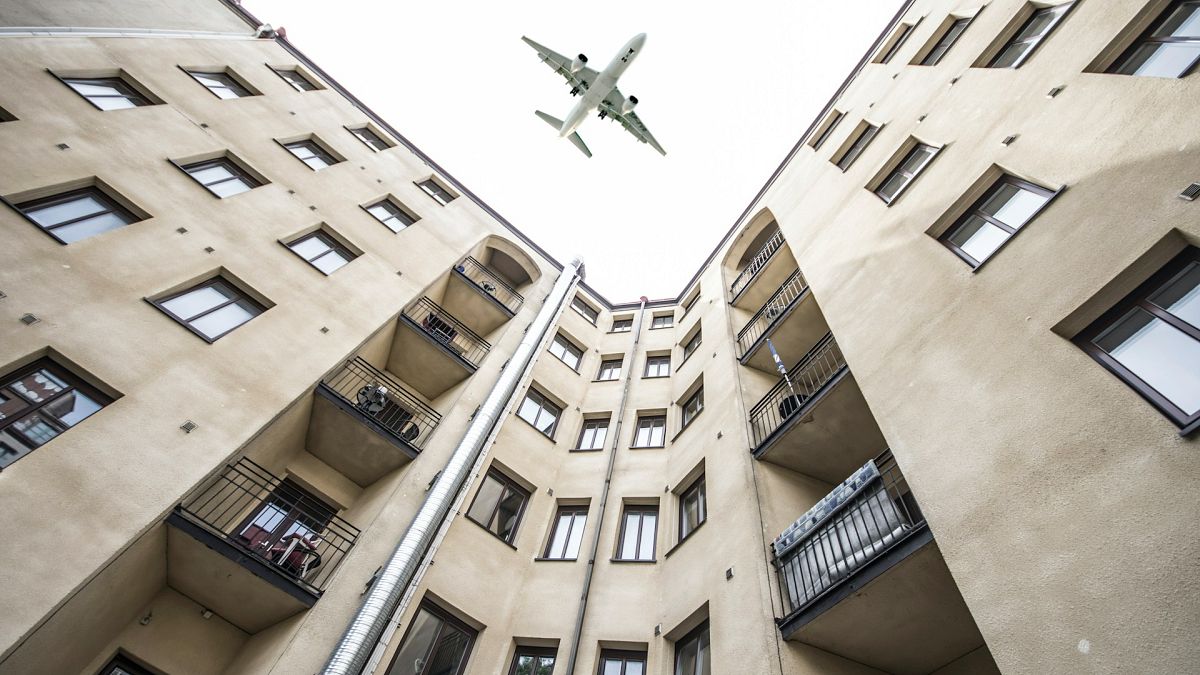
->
left=620, top=95, right=638, bottom=114
left=570, top=54, right=588, bottom=73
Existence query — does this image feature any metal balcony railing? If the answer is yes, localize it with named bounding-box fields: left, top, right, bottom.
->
left=320, top=357, right=441, bottom=449
left=176, top=458, right=360, bottom=595
left=736, top=269, right=809, bottom=357
left=454, top=256, right=523, bottom=314
left=748, top=333, right=846, bottom=450
left=773, top=450, right=925, bottom=619
left=403, top=297, right=491, bottom=368
left=729, top=229, right=785, bottom=301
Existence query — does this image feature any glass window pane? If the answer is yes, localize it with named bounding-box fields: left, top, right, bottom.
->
left=602, top=660, right=623, bottom=675
left=1149, top=262, right=1200, bottom=328
left=548, top=513, right=571, bottom=558
left=877, top=173, right=908, bottom=202
left=190, top=301, right=256, bottom=339
left=565, top=513, right=586, bottom=557
left=161, top=285, right=231, bottom=321
left=11, top=369, right=68, bottom=403
left=980, top=184, right=1049, bottom=228
left=25, top=195, right=107, bottom=227
left=620, top=513, right=639, bottom=559
left=990, top=42, right=1030, bottom=68
left=388, top=609, right=439, bottom=675
left=626, top=661, right=644, bottom=675
left=467, top=475, right=502, bottom=524
left=209, top=176, right=253, bottom=198
left=44, top=390, right=103, bottom=427
left=188, top=164, right=237, bottom=185
left=91, top=96, right=138, bottom=111
left=517, top=396, right=542, bottom=426
left=533, top=404, right=557, bottom=434
left=948, top=215, right=1010, bottom=265
left=50, top=212, right=130, bottom=243
left=68, top=82, right=124, bottom=97
left=311, top=250, right=351, bottom=275
left=1154, top=3, right=1200, bottom=37
left=1117, top=42, right=1200, bottom=78
left=1020, top=10, right=1058, bottom=40
left=900, top=145, right=936, bottom=174
left=12, top=411, right=62, bottom=446
left=1095, top=308, right=1200, bottom=415
left=534, top=657, right=554, bottom=675
left=677, top=646, right=698, bottom=675
left=0, top=388, right=32, bottom=419
left=303, top=155, right=331, bottom=170
left=638, top=513, right=656, bottom=559
left=494, top=487, right=525, bottom=540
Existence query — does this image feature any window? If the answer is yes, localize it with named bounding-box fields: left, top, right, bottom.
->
left=284, top=139, right=338, bottom=170
left=62, top=76, right=153, bottom=110
left=651, top=314, right=674, bottom=329
left=15, top=186, right=139, bottom=244
left=940, top=175, right=1055, bottom=268
left=544, top=504, right=587, bottom=559
left=466, top=469, right=529, bottom=544
left=681, top=387, right=704, bottom=428
left=0, top=358, right=112, bottom=469
left=810, top=110, right=844, bottom=150
left=682, top=287, right=701, bottom=315
left=1110, top=1, right=1200, bottom=78
left=632, top=415, right=666, bottom=448
left=835, top=123, right=881, bottom=171
left=518, top=388, right=561, bottom=437
left=97, top=654, right=155, bottom=675
left=679, top=476, right=706, bottom=540
left=286, top=231, right=357, bottom=275
left=597, top=359, right=622, bottom=381
left=419, top=178, right=456, bottom=205
left=572, top=296, right=599, bottom=323
left=510, top=647, right=556, bottom=675
left=349, top=125, right=391, bottom=151
left=1075, top=247, right=1200, bottom=430
left=879, top=22, right=916, bottom=63
left=682, top=329, right=702, bottom=361
left=617, top=505, right=658, bottom=561
left=180, top=158, right=261, bottom=198
left=234, top=479, right=334, bottom=577
left=576, top=418, right=609, bottom=450
left=549, top=334, right=584, bottom=371
left=874, top=143, right=939, bottom=204
left=185, top=70, right=252, bottom=99
left=674, top=621, right=711, bottom=675
left=152, top=277, right=266, bottom=341
left=645, top=355, right=671, bottom=378
left=385, top=602, right=476, bottom=675
left=611, top=318, right=633, bottom=333
left=921, top=17, right=973, bottom=66
left=365, top=198, right=417, bottom=232
left=273, top=67, right=318, bottom=91
left=598, top=650, right=646, bottom=675
left=988, top=3, right=1074, bottom=68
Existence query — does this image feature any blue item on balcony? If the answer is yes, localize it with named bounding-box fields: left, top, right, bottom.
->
left=773, top=459, right=880, bottom=558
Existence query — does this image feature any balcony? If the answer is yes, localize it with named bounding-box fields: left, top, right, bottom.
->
left=310, top=357, right=441, bottom=486
left=729, top=229, right=793, bottom=308
left=391, top=296, right=491, bottom=398
left=736, top=270, right=829, bottom=371
left=774, top=451, right=996, bottom=674
left=748, top=334, right=885, bottom=483
left=444, top=256, right=524, bottom=334
left=166, top=459, right=359, bottom=632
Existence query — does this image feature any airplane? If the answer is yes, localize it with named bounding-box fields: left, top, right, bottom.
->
left=521, top=33, right=666, bottom=158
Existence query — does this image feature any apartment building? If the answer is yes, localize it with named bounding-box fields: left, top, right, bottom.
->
left=0, top=1, right=1196, bottom=674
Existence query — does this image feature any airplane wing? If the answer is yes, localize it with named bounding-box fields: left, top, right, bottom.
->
left=521, top=36, right=600, bottom=93
left=599, top=88, right=667, bottom=156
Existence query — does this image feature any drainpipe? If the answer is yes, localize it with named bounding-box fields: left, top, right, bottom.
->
left=323, top=257, right=585, bottom=675
left=564, top=296, right=649, bottom=674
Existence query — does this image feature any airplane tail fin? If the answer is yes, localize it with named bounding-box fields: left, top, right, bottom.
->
left=567, top=132, right=592, bottom=158
left=535, top=110, right=564, bottom=130
left=535, top=111, right=592, bottom=158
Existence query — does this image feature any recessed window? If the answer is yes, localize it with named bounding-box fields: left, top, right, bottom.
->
left=465, top=469, right=529, bottom=545
left=988, top=3, right=1074, bottom=68
left=510, top=647, right=556, bottom=675
left=180, top=157, right=261, bottom=198
left=418, top=178, right=456, bottom=205
left=549, top=334, right=584, bottom=371
left=544, top=504, right=587, bottom=559
left=1110, top=1, right=1200, bottom=78
left=1076, top=247, right=1200, bottom=430
left=349, top=125, right=391, bottom=151
left=365, top=198, right=417, bottom=232
left=97, top=654, right=154, bottom=675
left=598, top=650, right=647, bottom=675
left=679, top=475, right=706, bottom=540
left=286, top=230, right=357, bottom=275
left=611, top=318, right=633, bottom=333
left=682, top=286, right=701, bottom=315
left=879, top=22, right=917, bottom=63
left=518, top=388, right=561, bottom=438
left=386, top=602, right=476, bottom=675
left=681, top=387, right=704, bottom=428
left=875, top=143, right=940, bottom=204
left=674, top=621, right=711, bottom=675
left=15, top=186, right=140, bottom=244
left=576, top=417, right=609, bottom=450
left=921, top=17, right=973, bottom=66
left=185, top=70, right=253, bottom=99
left=809, top=110, right=844, bottom=150
left=645, top=355, right=671, bottom=378
left=651, top=314, right=674, bottom=329
left=597, top=359, right=622, bottom=381
left=835, top=123, right=881, bottom=171
left=617, top=504, right=658, bottom=561
left=152, top=276, right=266, bottom=342
left=284, top=139, right=339, bottom=170
left=940, top=175, right=1055, bottom=268
left=632, top=415, right=666, bottom=448
left=0, top=357, right=112, bottom=469
left=682, top=328, right=702, bottom=361
left=61, top=76, right=153, bottom=110
left=572, top=296, right=599, bottom=323
left=273, top=66, right=318, bottom=91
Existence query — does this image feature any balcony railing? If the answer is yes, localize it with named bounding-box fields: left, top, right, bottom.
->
left=736, top=269, right=810, bottom=357
left=403, top=296, right=491, bottom=367
left=320, top=357, right=441, bottom=449
left=176, top=458, right=360, bottom=595
left=748, top=333, right=846, bottom=450
left=773, top=450, right=925, bottom=619
left=455, top=256, right=523, bottom=314
left=729, top=229, right=785, bottom=301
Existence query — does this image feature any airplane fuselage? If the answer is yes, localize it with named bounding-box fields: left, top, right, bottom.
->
left=559, top=33, right=645, bottom=138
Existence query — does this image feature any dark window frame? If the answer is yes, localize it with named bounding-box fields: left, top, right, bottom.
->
left=97, top=652, right=156, bottom=675
left=549, top=333, right=585, bottom=372
left=632, top=415, right=667, bottom=449
left=616, top=504, right=659, bottom=562
left=810, top=110, right=844, bottom=150
left=509, top=646, right=557, bottom=675
left=348, top=125, right=392, bottom=152
left=177, top=157, right=262, bottom=198
left=679, top=475, right=707, bottom=541
left=575, top=417, right=610, bottom=451
left=363, top=197, right=418, bottom=233
left=272, top=66, right=319, bottom=91
left=418, top=178, right=456, bottom=205
left=543, top=504, right=588, bottom=560
left=11, top=186, right=139, bottom=245
left=284, top=230, right=358, bottom=276
left=987, top=2, right=1076, bottom=69
left=874, top=142, right=941, bottom=205
left=0, top=357, right=113, bottom=469
left=149, top=276, right=267, bottom=343
left=650, top=314, right=674, bottom=329
left=572, top=296, right=599, bottom=324
left=183, top=68, right=253, bottom=99
left=385, top=601, right=477, bottom=675
left=465, top=468, right=531, bottom=546
left=673, top=620, right=711, bottom=675
left=610, top=318, right=633, bottom=333
left=921, top=16, right=974, bottom=66
left=597, top=649, right=648, bottom=675
left=596, top=359, right=623, bottom=381
left=1109, top=0, right=1200, bottom=78
left=938, top=175, right=1059, bottom=269
left=879, top=22, right=917, bottom=63
left=681, top=328, right=703, bottom=363
left=281, top=138, right=339, bottom=171
left=59, top=75, right=154, bottom=110
left=517, top=388, right=562, bottom=438
left=835, top=123, right=882, bottom=171
left=681, top=387, right=704, bottom=429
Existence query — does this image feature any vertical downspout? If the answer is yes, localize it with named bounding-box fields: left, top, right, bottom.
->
left=564, top=296, right=649, bottom=674
left=323, top=258, right=585, bottom=675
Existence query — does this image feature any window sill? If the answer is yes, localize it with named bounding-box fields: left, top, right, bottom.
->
left=663, top=521, right=707, bottom=559
left=630, top=444, right=665, bottom=450
left=534, top=556, right=578, bottom=562
left=609, top=330, right=633, bottom=335
left=642, top=375, right=670, bottom=380
left=1181, top=417, right=1200, bottom=437
left=465, top=515, right=518, bottom=551
left=592, top=378, right=620, bottom=383
left=648, top=326, right=673, bottom=331
left=569, top=447, right=604, bottom=453
left=515, top=415, right=557, bottom=443
left=610, top=558, right=657, bottom=564
left=551, top=355, right=582, bottom=375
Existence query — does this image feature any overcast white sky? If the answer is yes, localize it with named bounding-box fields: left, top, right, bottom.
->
left=243, top=0, right=900, bottom=302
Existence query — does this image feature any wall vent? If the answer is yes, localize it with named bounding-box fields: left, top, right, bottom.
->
left=1180, top=183, right=1200, bottom=201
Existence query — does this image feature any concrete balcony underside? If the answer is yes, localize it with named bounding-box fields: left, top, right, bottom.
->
left=445, top=267, right=514, bottom=336
left=732, top=252, right=795, bottom=311
left=739, top=288, right=829, bottom=373
left=390, top=314, right=477, bottom=398
left=309, top=383, right=420, bottom=487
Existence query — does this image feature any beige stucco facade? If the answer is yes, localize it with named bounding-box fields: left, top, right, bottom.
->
left=0, top=1, right=1196, bottom=674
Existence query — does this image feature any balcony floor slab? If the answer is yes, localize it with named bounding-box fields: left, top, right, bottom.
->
left=308, top=384, right=419, bottom=487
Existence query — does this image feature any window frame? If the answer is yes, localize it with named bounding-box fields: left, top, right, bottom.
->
left=673, top=620, right=711, bottom=675
left=650, top=314, right=674, bottom=329
left=543, top=504, right=588, bottom=560
left=12, top=186, right=140, bottom=245
left=874, top=142, right=941, bottom=205
left=679, top=475, right=707, bottom=541
left=184, top=69, right=253, bottom=99
left=465, top=469, right=531, bottom=546
left=632, top=414, right=667, bottom=449
left=178, top=157, right=262, bottom=198
left=879, top=22, right=917, bottom=64
left=549, top=333, right=585, bottom=371
left=835, top=123, right=882, bottom=171
left=509, top=646, right=557, bottom=675
left=284, top=230, right=358, bottom=275
left=987, top=2, right=1076, bottom=69
left=348, top=125, right=392, bottom=152
left=920, top=16, right=974, bottom=66
left=681, top=387, right=704, bottom=429
left=575, top=417, right=610, bottom=451
left=282, top=139, right=339, bottom=171
left=60, top=75, right=154, bottom=110
left=0, top=357, right=113, bottom=469
left=363, top=197, right=418, bottom=233
left=517, top=388, right=562, bottom=438
left=385, top=601, right=477, bottom=675
left=272, top=66, right=319, bottom=91
left=1108, top=0, right=1200, bottom=78
left=418, top=178, right=456, bottom=205
left=616, top=504, right=659, bottom=562
left=809, top=110, right=844, bottom=150
left=97, top=653, right=156, bottom=675
left=572, top=296, right=599, bottom=324
left=596, top=359, right=623, bottom=381
left=610, top=318, right=633, bottom=333
left=682, top=328, right=703, bottom=363
left=1074, top=247, right=1200, bottom=432
left=149, top=276, right=267, bottom=343
left=938, top=175, right=1059, bottom=269
left=597, top=649, right=648, bottom=675
left=644, top=355, right=671, bottom=378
